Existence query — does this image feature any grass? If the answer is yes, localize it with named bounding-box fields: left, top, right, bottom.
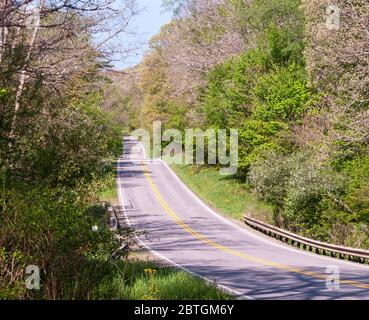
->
left=100, top=186, right=118, bottom=205
left=170, top=164, right=274, bottom=222
left=91, top=259, right=232, bottom=300
left=99, top=161, right=118, bottom=205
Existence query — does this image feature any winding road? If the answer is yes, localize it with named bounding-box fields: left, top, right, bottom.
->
left=117, top=137, right=369, bottom=300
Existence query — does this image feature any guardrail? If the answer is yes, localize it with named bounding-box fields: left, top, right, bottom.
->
left=94, top=201, right=129, bottom=259
left=244, top=215, right=369, bottom=264
left=95, top=201, right=120, bottom=230
left=108, top=205, right=119, bottom=231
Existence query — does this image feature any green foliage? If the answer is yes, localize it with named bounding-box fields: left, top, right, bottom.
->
left=249, top=151, right=292, bottom=210
left=0, top=183, right=122, bottom=299
left=0, top=88, right=6, bottom=99
left=0, top=47, right=126, bottom=300
left=202, top=51, right=261, bottom=128
left=203, top=55, right=309, bottom=172
left=250, top=149, right=369, bottom=246
left=341, top=155, right=369, bottom=223
left=252, top=64, right=309, bottom=122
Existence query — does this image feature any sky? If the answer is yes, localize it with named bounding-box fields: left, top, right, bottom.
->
left=114, top=0, right=173, bottom=70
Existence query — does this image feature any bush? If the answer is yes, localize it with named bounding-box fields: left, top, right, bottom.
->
left=249, top=150, right=351, bottom=240
left=248, top=151, right=291, bottom=211
left=0, top=184, right=122, bottom=299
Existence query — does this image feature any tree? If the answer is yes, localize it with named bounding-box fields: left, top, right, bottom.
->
left=0, top=0, right=139, bottom=146
left=0, top=0, right=140, bottom=299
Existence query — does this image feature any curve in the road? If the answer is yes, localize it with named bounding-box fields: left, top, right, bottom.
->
left=140, top=161, right=369, bottom=290
left=117, top=138, right=369, bottom=300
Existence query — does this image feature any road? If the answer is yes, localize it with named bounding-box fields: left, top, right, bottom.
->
left=117, top=137, right=369, bottom=300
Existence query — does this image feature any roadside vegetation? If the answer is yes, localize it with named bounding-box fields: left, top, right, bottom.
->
left=122, top=0, right=369, bottom=249
left=79, top=259, right=231, bottom=300
left=0, top=0, right=140, bottom=298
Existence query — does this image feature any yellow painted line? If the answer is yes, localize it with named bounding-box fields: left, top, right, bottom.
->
left=141, top=161, right=369, bottom=290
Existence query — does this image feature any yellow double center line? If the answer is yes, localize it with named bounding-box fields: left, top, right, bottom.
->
left=141, top=161, right=369, bottom=290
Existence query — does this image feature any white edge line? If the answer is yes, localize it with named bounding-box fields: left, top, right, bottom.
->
left=116, top=157, right=253, bottom=300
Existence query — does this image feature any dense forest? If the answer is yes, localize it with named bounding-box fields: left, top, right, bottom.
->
left=0, top=0, right=140, bottom=299
left=120, top=0, right=369, bottom=248
left=0, top=0, right=368, bottom=300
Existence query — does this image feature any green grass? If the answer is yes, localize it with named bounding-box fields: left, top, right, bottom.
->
left=91, top=260, right=232, bottom=300
left=100, top=186, right=118, bottom=204
left=170, top=164, right=274, bottom=222
left=99, top=162, right=118, bottom=205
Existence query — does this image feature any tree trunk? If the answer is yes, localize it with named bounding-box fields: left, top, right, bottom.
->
left=9, top=0, right=44, bottom=140
left=0, top=0, right=9, bottom=63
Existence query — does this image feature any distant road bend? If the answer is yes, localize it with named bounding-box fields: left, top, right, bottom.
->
left=117, top=137, right=369, bottom=300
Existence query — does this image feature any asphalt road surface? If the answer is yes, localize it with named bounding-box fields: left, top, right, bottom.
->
left=117, top=137, right=369, bottom=300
